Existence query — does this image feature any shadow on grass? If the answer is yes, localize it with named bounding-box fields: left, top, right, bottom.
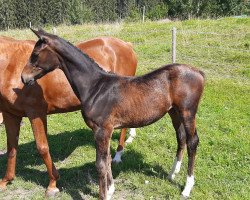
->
left=0, top=128, right=181, bottom=199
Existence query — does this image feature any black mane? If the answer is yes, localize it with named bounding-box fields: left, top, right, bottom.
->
left=54, top=36, right=107, bottom=73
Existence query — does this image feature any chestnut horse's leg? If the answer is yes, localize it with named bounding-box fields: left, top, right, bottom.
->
left=0, top=112, right=3, bottom=124
left=168, top=108, right=186, bottom=180
left=181, top=110, right=199, bottom=198
left=113, top=128, right=126, bottom=163
left=28, top=114, right=59, bottom=197
left=125, top=128, right=136, bottom=144
left=0, top=112, right=22, bottom=190
left=94, top=126, right=114, bottom=200
left=113, top=128, right=136, bottom=163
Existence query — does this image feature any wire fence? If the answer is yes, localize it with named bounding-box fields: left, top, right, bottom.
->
left=82, top=26, right=250, bottom=76
left=121, top=27, right=250, bottom=79
left=119, top=26, right=250, bottom=137
left=1, top=24, right=249, bottom=143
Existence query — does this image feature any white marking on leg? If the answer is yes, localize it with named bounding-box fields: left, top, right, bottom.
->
left=181, top=175, right=194, bottom=198
left=107, top=182, right=115, bottom=200
left=125, top=128, right=136, bottom=144
left=112, top=150, right=123, bottom=163
left=168, top=157, right=182, bottom=180
left=46, top=187, right=60, bottom=197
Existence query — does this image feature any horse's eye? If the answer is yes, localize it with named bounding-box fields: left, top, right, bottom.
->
left=32, top=66, right=42, bottom=71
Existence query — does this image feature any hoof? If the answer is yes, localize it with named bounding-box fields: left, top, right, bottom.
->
left=0, top=183, right=7, bottom=192
left=180, top=194, right=189, bottom=200
left=46, top=187, right=60, bottom=198
left=107, top=183, right=115, bottom=200
left=112, top=151, right=123, bottom=164
left=167, top=174, right=175, bottom=181
left=112, top=157, right=122, bottom=164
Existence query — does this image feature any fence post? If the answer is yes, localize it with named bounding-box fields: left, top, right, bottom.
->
left=52, top=27, right=57, bottom=34
left=29, top=22, right=32, bottom=28
left=142, top=6, right=145, bottom=23
left=172, top=27, right=176, bottom=63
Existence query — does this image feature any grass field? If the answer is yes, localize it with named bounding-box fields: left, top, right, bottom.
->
left=0, top=17, right=250, bottom=199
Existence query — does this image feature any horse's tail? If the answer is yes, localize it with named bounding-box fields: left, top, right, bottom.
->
left=198, top=70, right=205, bottom=78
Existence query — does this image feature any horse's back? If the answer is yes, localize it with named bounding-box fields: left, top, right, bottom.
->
left=0, top=36, right=14, bottom=41
left=0, top=36, right=35, bottom=45
left=77, top=37, right=137, bottom=76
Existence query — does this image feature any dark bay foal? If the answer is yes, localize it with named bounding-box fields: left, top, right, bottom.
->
left=21, top=29, right=205, bottom=199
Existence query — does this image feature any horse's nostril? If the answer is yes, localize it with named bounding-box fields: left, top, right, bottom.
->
left=21, top=75, right=25, bottom=84
left=28, top=78, right=35, bottom=86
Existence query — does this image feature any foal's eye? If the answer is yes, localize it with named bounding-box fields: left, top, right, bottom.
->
left=32, top=66, right=42, bottom=70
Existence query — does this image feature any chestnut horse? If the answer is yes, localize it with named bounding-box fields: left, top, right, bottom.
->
left=0, top=113, right=3, bottom=124
left=0, top=35, right=137, bottom=194
left=22, top=29, right=204, bottom=199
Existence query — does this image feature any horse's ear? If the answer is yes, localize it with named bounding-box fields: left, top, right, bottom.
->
left=40, top=35, right=51, bottom=45
left=37, top=27, right=46, bottom=33
left=38, top=29, right=54, bottom=46
left=30, top=28, right=41, bottom=38
left=30, top=28, right=53, bottom=46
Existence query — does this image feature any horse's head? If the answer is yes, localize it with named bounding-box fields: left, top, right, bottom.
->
left=21, top=29, right=60, bottom=85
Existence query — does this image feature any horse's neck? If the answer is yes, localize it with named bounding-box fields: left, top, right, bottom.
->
left=54, top=39, right=107, bottom=101
left=59, top=54, right=105, bottom=102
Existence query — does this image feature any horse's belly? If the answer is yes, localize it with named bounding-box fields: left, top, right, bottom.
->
left=114, top=103, right=171, bottom=129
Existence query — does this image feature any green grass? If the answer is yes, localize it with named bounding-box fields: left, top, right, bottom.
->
left=0, top=17, right=250, bottom=199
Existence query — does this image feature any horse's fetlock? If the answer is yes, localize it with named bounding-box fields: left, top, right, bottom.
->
left=37, top=145, right=49, bottom=155
left=8, top=149, right=17, bottom=158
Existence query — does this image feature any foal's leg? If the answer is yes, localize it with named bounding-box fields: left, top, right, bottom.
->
left=107, top=151, right=115, bottom=199
left=95, top=127, right=114, bottom=200
left=181, top=110, right=199, bottom=198
left=0, top=112, right=21, bottom=190
left=28, top=114, right=59, bottom=197
left=168, top=108, right=186, bottom=180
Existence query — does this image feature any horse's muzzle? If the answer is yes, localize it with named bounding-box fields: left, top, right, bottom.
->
left=21, top=74, right=35, bottom=86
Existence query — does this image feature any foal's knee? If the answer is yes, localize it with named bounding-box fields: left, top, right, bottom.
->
left=96, top=160, right=107, bottom=177
left=37, top=145, right=49, bottom=155
left=187, top=133, right=199, bottom=151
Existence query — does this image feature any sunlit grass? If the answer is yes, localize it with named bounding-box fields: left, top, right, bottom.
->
left=0, top=17, right=249, bottom=199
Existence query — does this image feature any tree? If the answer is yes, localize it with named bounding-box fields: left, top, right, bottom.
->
left=0, top=0, right=17, bottom=29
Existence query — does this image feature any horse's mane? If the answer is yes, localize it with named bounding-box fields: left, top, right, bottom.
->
left=55, top=36, right=107, bottom=73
